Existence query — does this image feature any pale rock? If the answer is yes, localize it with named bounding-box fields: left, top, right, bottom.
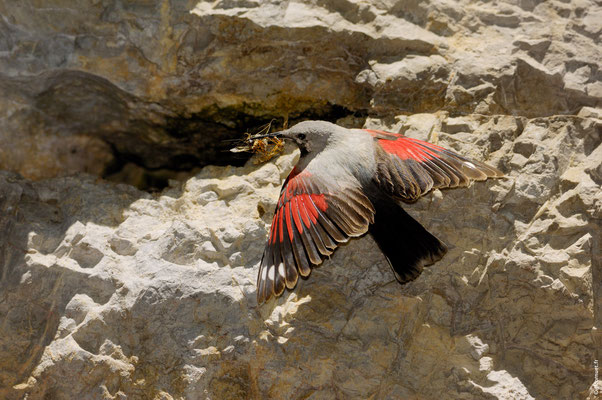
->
left=479, top=356, right=494, bottom=373
left=0, top=1, right=601, bottom=399
left=1, top=114, right=600, bottom=399
left=578, top=107, right=602, bottom=119
left=109, top=237, right=138, bottom=257
left=587, top=380, right=602, bottom=400
left=473, top=370, right=534, bottom=400
left=442, top=116, right=477, bottom=134
left=587, top=81, right=602, bottom=98
left=466, top=335, right=490, bottom=361
left=579, top=8, right=602, bottom=36
left=401, top=113, right=441, bottom=139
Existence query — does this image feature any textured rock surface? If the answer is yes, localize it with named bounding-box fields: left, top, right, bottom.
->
left=1, top=114, right=600, bottom=399
left=1, top=0, right=601, bottom=399
left=1, top=0, right=601, bottom=179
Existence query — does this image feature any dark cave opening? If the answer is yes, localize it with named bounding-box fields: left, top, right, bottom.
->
left=102, top=104, right=366, bottom=192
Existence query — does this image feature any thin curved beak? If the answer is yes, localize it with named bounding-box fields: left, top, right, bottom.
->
left=249, top=133, right=279, bottom=140
left=249, top=129, right=288, bottom=140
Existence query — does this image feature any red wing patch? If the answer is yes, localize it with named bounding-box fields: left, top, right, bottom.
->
left=257, top=168, right=375, bottom=304
left=365, top=129, right=447, bottom=162
left=364, top=129, right=503, bottom=202
left=379, top=138, right=437, bottom=161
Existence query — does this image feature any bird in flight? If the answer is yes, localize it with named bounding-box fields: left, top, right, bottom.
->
left=252, top=120, right=503, bottom=303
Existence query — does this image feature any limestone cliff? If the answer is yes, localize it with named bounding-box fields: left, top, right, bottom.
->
left=0, top=1, right=600, bottom=399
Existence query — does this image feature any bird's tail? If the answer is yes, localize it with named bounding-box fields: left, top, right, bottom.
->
left=368, top=195, right=447, bottom=283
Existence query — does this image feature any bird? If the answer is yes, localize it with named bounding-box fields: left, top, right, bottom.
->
left=254, top=120, right=503, bottom=303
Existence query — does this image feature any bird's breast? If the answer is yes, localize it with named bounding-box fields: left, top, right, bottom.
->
left=305, top=130, right=377, bottom=189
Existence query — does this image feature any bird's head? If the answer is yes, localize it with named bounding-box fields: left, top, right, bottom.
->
left=251, top=120, right=340, bottom=156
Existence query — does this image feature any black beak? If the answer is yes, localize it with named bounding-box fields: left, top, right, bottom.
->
left=248, top=130, right=287, bottom=140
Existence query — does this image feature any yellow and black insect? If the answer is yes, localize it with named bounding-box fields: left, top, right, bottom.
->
left=230, top=120, right=286, bottom=163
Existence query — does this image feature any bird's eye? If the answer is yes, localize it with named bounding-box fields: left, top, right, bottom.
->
left=297, top=133, right=306, bottom=140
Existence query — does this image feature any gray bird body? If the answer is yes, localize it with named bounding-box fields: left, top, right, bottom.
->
left=289, top=122, right=376, bottom=185
left=255, top=120, right=503, bottom=303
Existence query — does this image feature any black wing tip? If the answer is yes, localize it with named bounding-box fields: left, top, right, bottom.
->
left=256, top=259, right=318, bottom=305
left=474, top=161, right=505, bottom=179
left=490, top=166, right=506, bottom=178
left=256, top=272, right=314, bottom=305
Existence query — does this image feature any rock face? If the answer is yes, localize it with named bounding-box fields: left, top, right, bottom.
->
left=1, top=0, right=601, bottom=180
left=0, top=0, right=601, bottom=399
left=1, top=114, right=600, bottom=399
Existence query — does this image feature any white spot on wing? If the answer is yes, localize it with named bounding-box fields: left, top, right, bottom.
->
left=278, top=263, right=285, bottom=278
left=465, top=161, right=476, bottom=169
left=268, top=265, right=275, bottom=281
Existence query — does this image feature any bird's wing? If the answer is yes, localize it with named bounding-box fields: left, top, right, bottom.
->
left=257, top=167, right=375, bottom=303
left=366, top=129, right=503, bottom=202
